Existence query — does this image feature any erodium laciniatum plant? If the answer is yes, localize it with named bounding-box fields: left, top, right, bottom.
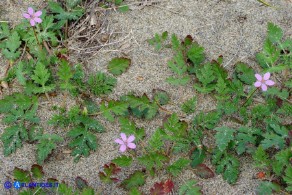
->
left=0, top=1, right=291, bottom=194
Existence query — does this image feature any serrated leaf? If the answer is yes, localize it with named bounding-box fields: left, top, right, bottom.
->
left=147, top=128, right=164, bottom=151
left=57, top=60, right=75, bottom=91
left=120, top=171, right=146, bottom=190
left=100, top=100, right=129, bottom=122
left=256, top=181, right=281, bottom=195
left=284, top=166, right=292, bottom=192
left=88, top=72, right=117, bottom=96
left=193, top=111, right=220, bottom=130
left=49, top=1, right=84, bottom=21
left=214, top=127, right=235, bottom=151
left=1, top=125, right=28, bottom=156
left=112, top=155, right=133, bottom=167
left=31, top=164, right=44, bottom=179
left=190, top=148, right=206, bottom=168
left=122, top=94, right=158, bottom=119
left=252, top=146, right=270, bottom=169
left=166, top=76, right=190, bottom=86
left=138, top=152, right=168, bottom=172
left=36, top=134, right=63, bottom=164
left=108, top=57, right=131, bottom=75
left=167, top=158, right=190, bottom=176
left=31, top=62, right=55, bottom=94
left=215, top=155, right=239, bottom=184
left=67, top=127, right=98, bottom=162
left=2, top=31, right=21, bottom=60
left=178, top=180, right=202, bottom=195
left=195, top=164, right=215, bottom=179
left=267, top=22, right=283, bottom=44
left=235, top=62, right=255, bottom=85
left=187, top=42, right=205, bottom=66
left=181, top=96, right=197, bottom=114
left=153, top=89, right=170, bottom=106
left=261, top=124, right=288, bottom=150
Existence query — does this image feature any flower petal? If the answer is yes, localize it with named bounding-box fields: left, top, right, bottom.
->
left=34, top=17, right=42, bottom=23
left=115, top=138, right=124, bottom=145
left=30, top=19, right=36, bottom=26
left=120, top=133, right=127, bottom=142
left=119, top=144, right=127, bottom=152
left=127, top=143, right=136, bottom=149
left=254, top=81, right=262, bottom=88
left=127, top=135, right=135, bottom=143
left=34, top=10, right=42, bottom=17
left=263, top=72, right=270, bottom=80
left=261, top=84, right=267, bottom=91
left=28, top=7, right=34, bottom=15
left=265, top=80, right=275, bottom=86
left=23, top=13, right=31, bottom=19
left=255, top=74, right=262, bottom=81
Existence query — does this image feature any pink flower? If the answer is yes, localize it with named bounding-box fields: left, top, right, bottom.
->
left=23, top=7, right=42, bottom=26
left=254, top=72, right=275, bottom=91
left=115, top=133, right=136, bottom=152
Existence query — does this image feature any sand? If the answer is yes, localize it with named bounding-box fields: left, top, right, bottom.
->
left=0, top=0, right=292, bottom=194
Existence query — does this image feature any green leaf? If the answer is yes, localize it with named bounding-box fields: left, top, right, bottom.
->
left=178, top=180, right=202, bottom=195
left=153, top=89, right=170, bottom=106
left=261, top=124, right=288, bottom=150
left=193, top=111, right=220, bottom=130
left=252, top=146, right=270, bottom=168
left=13, top=167, right=31, bottom=183
left=187, top=42, right=205, bottom=66
left=67, top=127, right=98, bottom=162
left=1, top=125, right=28, bottom=156
left=284, top=166, right=292, bottom=192
left=163, top=113, right=188, bottom=138
left=138, top=152, right=168, bottom=172
left=129, top=188, right=142, bottom=195
left=122, top=94, right=158, bottom=119
left=81, top=188, right=95, bottom=195
left=88, top=72, right=117, bottom=96
left=57, top=60, right=75, bottom=91
left=108, top=57, right=131, bottom=75
left=36, top=134, right=63, bottom=164
left=235, top=127, right=260, bottom=155
left=267, top=22, right=283, bottom=44
left=167, top=158, right=190, bottom=176
left=214, top=127, right=235, bottom=152
left=235, top=62, right=255, bottom=85
left=0, top=22, right=10, bottom=40
left=112, top=155, right=133, bottom=167
left=49, top=1, right=84, bottom=21
left=31, top=62, right=55, bottom=94
left=100, top=100, right=129, bottom=122
left=119, top=117, right=145, bottom=141
left=31, top=164, right=44, bottom=179
left=215, top=154, right=240, bottom=184
left=120, top=171, right=146, bottom=190
left=272, top=149, right=292, bottom=176
left=256, top=39, right=280, bottom=68
left=2, top=31, right=21, bottom=60
left=148, top=31, right=168, bottom=51
left=190, top=147, right=206, bottom=168
left=181, top=96, right=197, bottom=114
left=147, top=128, right=164, bottom=152
left=256, top=181, right=281, bottom=195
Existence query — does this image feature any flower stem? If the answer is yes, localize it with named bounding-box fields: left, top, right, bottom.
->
left=242, top=88, right=259, bottom=107
left=32, top=27, right=41, bottom=46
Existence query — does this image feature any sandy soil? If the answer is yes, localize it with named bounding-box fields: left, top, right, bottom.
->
left=1, top=0, right=292, bottom=194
